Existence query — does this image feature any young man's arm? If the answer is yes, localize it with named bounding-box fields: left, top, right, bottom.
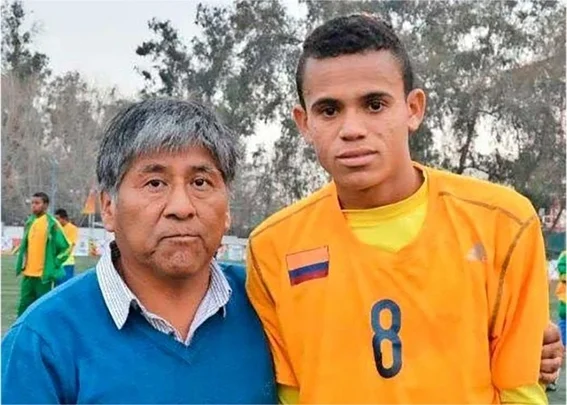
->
left=490, top=214, right=549, bottom=404
left=245, top=243, right=299, bottom=404
left=2, top=323, right=70, bottom=403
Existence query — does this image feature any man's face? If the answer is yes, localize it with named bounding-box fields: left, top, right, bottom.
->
left=55, top=215, right=66, bottom=226
left=31, top=197, right=47, bottom=215
left=293, top=50, right=426, bottom=192
left=100, top=146, right=231, bottom=279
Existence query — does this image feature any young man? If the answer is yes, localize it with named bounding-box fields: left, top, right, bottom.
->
left=247, top=14, right=561, bottom=404
left=2, top=99, right=276, bottom=404
left=14, top=192, right=70, bottom=316
left=54, top=208, right=79, bottom=286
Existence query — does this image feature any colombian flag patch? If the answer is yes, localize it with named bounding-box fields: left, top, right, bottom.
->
left=286, top=246, right=329, bottom=286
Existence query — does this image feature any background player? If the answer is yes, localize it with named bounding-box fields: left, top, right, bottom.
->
left=54, top=208, right=79, bottom=286
left=14, top=192, right=69, bottom=315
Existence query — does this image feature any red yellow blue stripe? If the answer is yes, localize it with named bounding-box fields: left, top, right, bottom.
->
left=286, top=247, right=329, bottom=285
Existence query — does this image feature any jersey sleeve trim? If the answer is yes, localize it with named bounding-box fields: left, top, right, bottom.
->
left=438, top=191, right=523, bottom=225
left=488, top=214, right=537, bottom=337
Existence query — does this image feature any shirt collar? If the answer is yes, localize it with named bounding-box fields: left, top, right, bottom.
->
left=96, top=241, right=232, bottom=330
left=209, top=259, right=232, bottom=318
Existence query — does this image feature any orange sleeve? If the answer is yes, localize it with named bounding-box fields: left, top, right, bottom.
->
left=490, top=214, right=549, bottom=390
left=245, top=243, right=298, bottom=388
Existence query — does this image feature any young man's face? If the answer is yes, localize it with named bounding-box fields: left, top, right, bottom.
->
left=55, top=215, right=67, bottom=226
left=100, top=145, right=231, bottom=280
left=30, top=197, right=47, bottom=215
left=293, top=50, right=426, bottom=193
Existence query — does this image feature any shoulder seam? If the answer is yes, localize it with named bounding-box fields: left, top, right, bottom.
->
left=488, top=214, right=537, bottom=337
left=438, top=191, right=524, bottom=225
left=251, top=192, right=333, bottom=240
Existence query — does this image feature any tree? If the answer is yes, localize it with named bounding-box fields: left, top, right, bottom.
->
left=136, top=0, right=565, bottom=234
left=1, top=0, right=51, bottom=224
left=1, top=71, right=47, bottom=224
left=1, top=1, right=133, bottom=224
left=1, top=0, right=49, bottom=80
left=136, top=0, right=313, bottom=231
left=45, top=72, right=112, bottom=221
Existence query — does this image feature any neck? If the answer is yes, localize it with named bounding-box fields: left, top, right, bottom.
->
left=117, top=256, right=211, bottom=340
left=36, top=212, right=46, bottom=217
left=337, top=164, right=423, bottom=209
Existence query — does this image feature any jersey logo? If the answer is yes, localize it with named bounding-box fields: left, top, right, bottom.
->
left=286, top=246, right=329, bottom=286
left=466, top=242, right=487, bottom=262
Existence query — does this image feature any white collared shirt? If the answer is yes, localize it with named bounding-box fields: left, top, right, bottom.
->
left=96, top=241, right=231, bottom=345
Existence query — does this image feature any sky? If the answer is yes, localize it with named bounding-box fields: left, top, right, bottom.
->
left=19, top=0, right=506, bottom=157
left=26, top=0, right=225, bottom=97
left=23, top=0, right=302, bottom=153
left=25, top=0, right=302, bottom=97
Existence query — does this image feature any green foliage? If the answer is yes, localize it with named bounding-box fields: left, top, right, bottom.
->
left=1, top=0, right=49, bottom=80
left=1, top=0, right=130, bottom=225
left=132, top=0, right=563, bottom=234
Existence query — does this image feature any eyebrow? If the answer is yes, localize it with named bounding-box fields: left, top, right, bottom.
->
left=137, top=163, right=220, bottom=175
left=362, top=91, right=392, bottom=101
left=311, top=97, right=339, bottom=112
left=191, top=164, right=219, bottom=175
left=311, top=91, right=394, bottom=110
left=139, top=163, right=167, bottom=174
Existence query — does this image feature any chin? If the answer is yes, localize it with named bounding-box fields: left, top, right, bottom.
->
left=155, top=259, right=204, bottom=278
left=335, top=169, right=386, bottom=192
left=153, top=251, right=210, bottom=279
left=162, top=266, right=202, bottom=279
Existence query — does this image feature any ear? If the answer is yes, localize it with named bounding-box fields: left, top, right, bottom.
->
left=224, top=210, right=231, bottom=233
left=292, top=104, right=312, bottom=144
left=406, top=88, right=427, bottom=133
left=100, top=191, right=117, bottom=233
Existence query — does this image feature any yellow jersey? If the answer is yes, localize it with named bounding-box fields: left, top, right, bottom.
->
left=23, top=215, right=48, bottom=277
left=247, top=164, right=549, bottom=403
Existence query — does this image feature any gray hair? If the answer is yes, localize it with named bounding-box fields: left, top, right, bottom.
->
left=96, top=98, right=239, bottom=196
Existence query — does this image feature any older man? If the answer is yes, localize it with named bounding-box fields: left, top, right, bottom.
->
left=2, top=99, right=276, bottom=404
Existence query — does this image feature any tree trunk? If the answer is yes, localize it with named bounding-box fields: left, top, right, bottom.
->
left=550, top=205, right=565, bottom=232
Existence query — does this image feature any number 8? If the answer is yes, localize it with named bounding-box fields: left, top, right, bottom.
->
left=371, top=299, right=402, bottom=378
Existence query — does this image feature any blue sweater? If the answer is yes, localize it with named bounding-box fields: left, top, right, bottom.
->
left=2, top=266, right=276, bottom=404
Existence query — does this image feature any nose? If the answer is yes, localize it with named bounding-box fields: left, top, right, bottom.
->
left=163, top=183, right=197, bottom=220
left=339, top=108, right=367, bottom=141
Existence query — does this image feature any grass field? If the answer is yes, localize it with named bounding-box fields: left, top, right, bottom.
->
left=1, top=255, right=565, bottom=402
left=1, top=255, right=99, bottom=334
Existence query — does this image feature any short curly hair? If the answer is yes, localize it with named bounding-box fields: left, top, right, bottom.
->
left=296, top=13, right=415, bottom=108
